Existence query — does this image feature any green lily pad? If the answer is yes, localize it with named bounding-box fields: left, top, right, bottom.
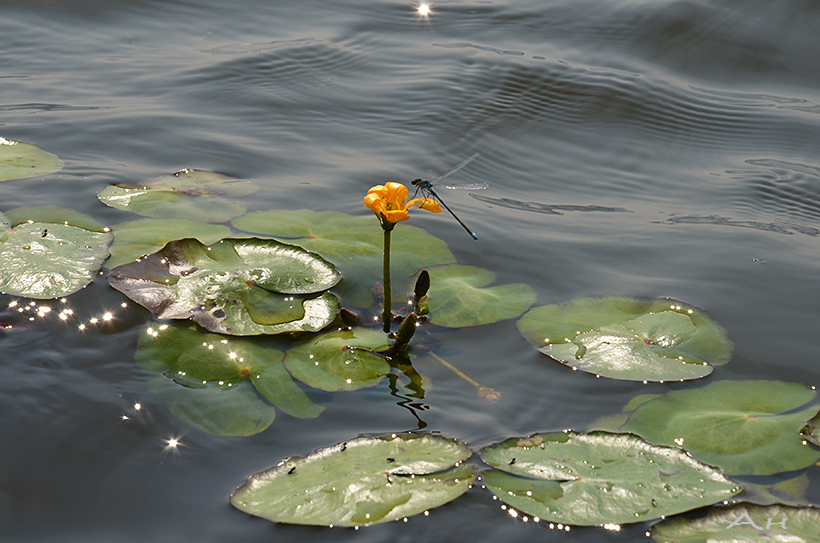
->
left=622, top=380, right=820, bottom=475
left=97, top=169, right=257, bottom=223
left=421, top=265, right=536, bottom=327
left=479, top=431, right=742, bottom=526
left=651, top=502, right=820, bottom=543
left=106, top=218, right=234, bottom=268
left=800, top=408, right=820, bottom=446
left=284, top=327, right=391, bottom=391
left=0, top=138, right=64, bottom=181
left=136, top=322, right=323, bottom=435
left=0, top=206, right=113, bottom=299
left=231, top=433, right=477, bottom=527
left=517, top=297, right=733, bottom=381
left=232, top=209, right=456, bottom=308
left=108, top=237, right=341, bottom=335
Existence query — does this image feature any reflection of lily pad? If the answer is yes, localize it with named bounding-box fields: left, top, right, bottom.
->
left=480, top=431, right=741, bottom=526
left=651, top=502, right=820, bottom=543
left=232, top=209, right=455, bottom=308
left=0, top=206, right=113, bottom=299
left=517, top=297, right=733, bottom=381
left=97, top=169, right=257, bottom=223
left=231, top=433, right=476, bottom=527
left=0, top=138, right=64, bottom=181
left=800, top=408, right=820, bottom=446
left=284, top=328, right=391, bottom=391
left=108, top=238, right=340, bottom=335
left=622, top=380, right=820, bottom=475
left=137, top=322, right=323, bottom=436
left=107, top=218, right=233, bottom=268
left=421, top=265, right=536, bottom=327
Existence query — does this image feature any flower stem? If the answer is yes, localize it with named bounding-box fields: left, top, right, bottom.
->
left=427, top=351, right=501, bottom=401
left=382, top=225, right=392, bottom=333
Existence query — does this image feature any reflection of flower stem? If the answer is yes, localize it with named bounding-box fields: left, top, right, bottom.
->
left=382, top=225, right=392, bottom=333
left=427, top=351, right=501, bottom=401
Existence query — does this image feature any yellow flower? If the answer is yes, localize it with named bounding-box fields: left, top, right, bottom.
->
left=364, top=182, right=441, bottom=224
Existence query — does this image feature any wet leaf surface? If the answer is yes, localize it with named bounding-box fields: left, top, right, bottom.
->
left=0, top=138, right=63, bottom=181
left=137, top=322, right=324, bottom=436
left=0, top=206, right=112, bottom=299
left=622, top=380, right=820, bottom=475
left=421, top=265, right=536, bottom=327
left=517, top=296, right=733, bottom=381
left=97, top=169, right=257, bottom=222
left=108, top=237, right=340, bottom=335
left=480, top=431, right=741, bottom=526
left=232, top=209, right=455, bottom=308
left=231, top=433, right=476, bottom=526
left=284, top=327, right=391, bottom=391
left=651, top=502, right=820, bottom=543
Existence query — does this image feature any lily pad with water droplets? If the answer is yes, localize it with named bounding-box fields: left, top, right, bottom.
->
left=651, top=502, right=820, bottom=543
left=232, top=209, right=456, bottom=308
left=106, top=218, right=234, bottom=268
left=420, top=265, right=536, bottom=327
left=517, top=296, right=733, bottom=381
left=136, top=322, right=324, bottom=436
left=97, top=169, right=257, bottom=223
left=231, top=433, right=476, bottom=527
left=108, top=237, right=340, bottom=335
left=0, top=206, right=113, bottom=299
left=284, top=327, right=391, bottom=391
left=479, top=431, right=741, bottom=526
left=622, top=380, right=820, bottom=475
left=0, top=138, right=64, bottom=181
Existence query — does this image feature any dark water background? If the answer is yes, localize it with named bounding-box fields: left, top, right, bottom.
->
left=2, top=0, right=820, bottom=541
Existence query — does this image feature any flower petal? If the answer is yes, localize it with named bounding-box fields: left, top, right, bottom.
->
left=406, top=198, right=442, bottom=213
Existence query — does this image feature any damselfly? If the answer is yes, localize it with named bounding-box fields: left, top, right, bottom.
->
left=411, top=153, right=486, bottom=240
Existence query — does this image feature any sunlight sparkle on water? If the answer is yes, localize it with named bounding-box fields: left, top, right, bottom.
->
left=418, top=4, right=430, bottom=16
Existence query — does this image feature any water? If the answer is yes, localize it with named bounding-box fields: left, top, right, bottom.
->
left=2, top=0, right=820, bottom=541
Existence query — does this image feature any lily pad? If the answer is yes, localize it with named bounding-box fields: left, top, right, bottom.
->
left=517, top=297, right=733, bottom=381
left=106, top=218, right=234, bottom=268
left=284, top=327, right=391, bottom=391
left=651, top=502, right=820, bottom=543
left=800, top=408, right=820, bottom=446
left=136, top=322, right=323, bottom=435
left=420, top=265, right=536, bottom=327
left=232, top=209, right=456, bottom=308
left=231, top=433, right=476, bottom=527
left=0, top=138, right=64, bottom=181
left=622, top=380, right=820, bottom=475
left=108, top=237, right=341, bottom=335
left=0, top=206, right=113, bottom=299
left=479, top=431, right=741, bottom=526
left=97, top=169, right=257, bottom=223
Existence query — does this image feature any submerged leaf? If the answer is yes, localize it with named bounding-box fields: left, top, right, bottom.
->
left=284, top=328, right=391, bottom=391
left=232, top=209, right=455, bottom=307
left=517, top=296, right=733, bottom=381
left=651, top=502, right=820, bottom=543
left=622, top=380, right=820, bottom=475
left=97, top=169, right=257, bottom=222
left=0, top=206, right=113, bottom=299
left=0, top=138, right=63, bottom=181
left=108, top=238, right=341, bottom=335
left=106, top=218, right=233, bottom=268
left=137, top=322, right=323, bottom=436
left=480, top=431, right=741, bottom=526
left=422, top=265, right=536, bottom=327
left=231, top=433, right=476, bottom=526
